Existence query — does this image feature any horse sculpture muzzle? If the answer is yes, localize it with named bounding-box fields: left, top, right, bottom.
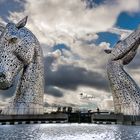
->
left=0, top=48, right=24, bottom=90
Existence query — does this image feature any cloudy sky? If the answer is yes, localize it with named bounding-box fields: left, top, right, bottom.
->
left=0, top=0, right=140, bottom=111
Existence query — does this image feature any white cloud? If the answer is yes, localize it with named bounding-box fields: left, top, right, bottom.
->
left=100, top=98, right=114, bottom=111
left=7, top=0, right=140, bottom=47
left=44, top=86, right=113, bottom=110
left=108, top=27, right=133, bottom=40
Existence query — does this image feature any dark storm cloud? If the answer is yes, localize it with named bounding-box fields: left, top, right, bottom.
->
left=128, top=52, right=140, bottom=69
left=0, top=86, right=15, bottom=99
left=44, top=56, right=109, bottom=92
left=45, top=86, right=63, bottom=97
left=0, top=74, right=21, bottom=99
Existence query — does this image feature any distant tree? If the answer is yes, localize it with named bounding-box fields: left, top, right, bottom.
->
left=57, top=106, right=61, bottom=113
left=67, top=107, right=72, bottom=113
left=62, top=107, right=67, bottom=113
left=96, top=107, right=100, bottom=114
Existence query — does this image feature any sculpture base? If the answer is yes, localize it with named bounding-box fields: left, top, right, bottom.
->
left=1, top=103, right=44, bottom=115
left=114, top=103, right=140, bottom=116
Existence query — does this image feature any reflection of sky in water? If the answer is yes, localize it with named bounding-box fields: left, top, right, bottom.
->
left=0, top=124, right=140, bottom=140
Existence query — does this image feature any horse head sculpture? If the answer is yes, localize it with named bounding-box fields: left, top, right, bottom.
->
left=105, top=28, right=140, bottom=115
left=0, top=17, right=44, bottom=115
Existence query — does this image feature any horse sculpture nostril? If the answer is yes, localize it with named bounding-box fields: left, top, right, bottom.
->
left=0, top=72, right=6, bottom=78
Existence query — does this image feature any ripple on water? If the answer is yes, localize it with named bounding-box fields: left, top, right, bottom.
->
left=0, top=124, right=140, bottom=140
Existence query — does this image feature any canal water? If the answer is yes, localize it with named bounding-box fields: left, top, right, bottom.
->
left=0, top=123, right=140, bottom=140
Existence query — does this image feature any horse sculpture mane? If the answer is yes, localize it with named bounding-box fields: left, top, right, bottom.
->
left=0, top=16, right=44, bottom=115
left=105, top=27, right=140, bottom=115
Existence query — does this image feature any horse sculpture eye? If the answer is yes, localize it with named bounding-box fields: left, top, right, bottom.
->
left=9, top=37, right=17, bottom=43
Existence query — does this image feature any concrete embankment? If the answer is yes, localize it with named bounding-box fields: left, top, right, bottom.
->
left=0, top=112, right=140, bottom=125
left=91, top=113, right=140, bottom=125
left=0, top=113, right=68, bottom=125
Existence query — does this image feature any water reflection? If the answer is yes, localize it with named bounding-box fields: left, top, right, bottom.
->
left=114, top=125, right=140, bottom=140
left=0, top=124, right=140, bottom=140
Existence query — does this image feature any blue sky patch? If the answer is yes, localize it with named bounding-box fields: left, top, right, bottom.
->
left=96, top=32, right=119, bottom=48
left=115, top=12, right=140, bottom=30
left=0, top=0, right=24, bottom=22
left=84, top=0, right=106, bottom=9
left=52, top=44, right=70, bottom=52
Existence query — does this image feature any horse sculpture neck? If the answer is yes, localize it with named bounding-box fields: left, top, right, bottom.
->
left=107, top=60, right=140, bottom=115
left=105, top=27, right=140, bottom=116
left=14, top=44, right=44, bottom=114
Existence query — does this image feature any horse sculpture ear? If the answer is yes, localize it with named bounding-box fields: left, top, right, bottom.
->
left=104, top=49, right=112, bottom=54
left=16, top=16, right=28, bottom=29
